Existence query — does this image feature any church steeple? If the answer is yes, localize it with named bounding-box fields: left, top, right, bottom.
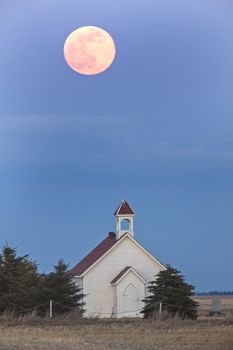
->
left=114, top=200, right=135, bottom=239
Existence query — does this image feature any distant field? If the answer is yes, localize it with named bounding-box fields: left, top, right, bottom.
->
left=193, top=295, right=233, bottom=316
left=0, top=318, right=233, bottom=350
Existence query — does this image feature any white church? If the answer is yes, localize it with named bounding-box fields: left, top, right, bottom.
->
left=69, top=200, right=166, bottom=317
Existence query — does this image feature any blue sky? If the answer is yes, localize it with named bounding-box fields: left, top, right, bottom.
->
left=0, top=0, right=233, bottom=291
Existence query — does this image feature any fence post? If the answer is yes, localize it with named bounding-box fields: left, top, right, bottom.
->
left=49, top=300, right=53, bottom=318
left=159, top=302, right=162, bottom=315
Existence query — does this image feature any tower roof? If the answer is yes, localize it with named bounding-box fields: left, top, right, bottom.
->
left=114, top=200, right=135, bottom=216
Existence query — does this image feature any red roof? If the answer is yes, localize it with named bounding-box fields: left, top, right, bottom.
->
left=114, top=200, right=134, bottom=215
left=111, top=266, right=131, bottom=284
left=69, top=232, right=117, bottom=276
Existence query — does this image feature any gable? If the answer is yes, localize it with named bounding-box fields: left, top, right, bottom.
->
left=111, top=266, right=147, bottom=285
left=80, top=234, right=165, bottom=278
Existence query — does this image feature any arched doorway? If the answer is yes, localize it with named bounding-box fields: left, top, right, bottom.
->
left=122, top=283, right=139, bottom=316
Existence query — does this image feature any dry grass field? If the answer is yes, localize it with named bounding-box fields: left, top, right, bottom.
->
left=0, top=316, right=233, bottom=350
left=193, top=295, right=233, bottom=316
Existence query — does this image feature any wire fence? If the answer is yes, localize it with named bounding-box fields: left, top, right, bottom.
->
left=4, top=298, right=233, bottom=318
left=12, top=302, right=50, bottom=315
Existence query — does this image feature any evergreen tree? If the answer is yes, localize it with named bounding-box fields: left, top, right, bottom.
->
left=0, top=246, right=85, bottom=316
left=41, top=259, right=85, bottom=315
left=141, top=265, right=198, bottom=319
left=0, top=245, right=41, bottom=313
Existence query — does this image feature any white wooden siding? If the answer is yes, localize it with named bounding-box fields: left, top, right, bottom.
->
left=83, top=236, right=163, bottom=317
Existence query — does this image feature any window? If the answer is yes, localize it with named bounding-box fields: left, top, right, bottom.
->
left=121, top=219, right=130, bottom=231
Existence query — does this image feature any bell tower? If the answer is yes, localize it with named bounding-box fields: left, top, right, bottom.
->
left=114, top=200, right=135, bottom=239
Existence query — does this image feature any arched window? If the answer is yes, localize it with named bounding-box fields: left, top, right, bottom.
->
left=123, top=283, right=138, bottom=298
left=120, top=219, right=130, bottom=231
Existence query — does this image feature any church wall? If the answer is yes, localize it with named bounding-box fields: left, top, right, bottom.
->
left=83, top=236, right=163, bottom=317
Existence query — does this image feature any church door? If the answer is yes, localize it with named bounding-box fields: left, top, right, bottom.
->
left=122, top=283, right=139, bottom=317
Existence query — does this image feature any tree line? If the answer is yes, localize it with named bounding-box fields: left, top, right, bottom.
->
left=0, top=245, right=84, bottom=315
left=197, top=291, right=233, bottom=296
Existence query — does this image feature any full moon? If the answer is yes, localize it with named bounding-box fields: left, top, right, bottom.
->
left=64, top=26, right=116, bottom=75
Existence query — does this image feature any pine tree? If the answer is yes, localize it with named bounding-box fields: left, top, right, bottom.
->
left=0, top=245, right=41, bottom=313
left=41, top=259, right=85, bottom=316
left=141, top=265, right=199, bottom=319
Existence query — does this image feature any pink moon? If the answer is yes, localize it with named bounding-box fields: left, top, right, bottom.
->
left=64, top=26, right=116, bottom=75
